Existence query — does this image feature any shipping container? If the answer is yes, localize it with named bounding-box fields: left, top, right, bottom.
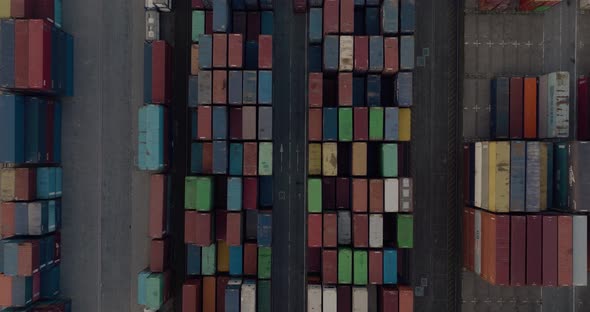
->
left=138, top=104, right=167, bottom=171
left=558, top=215, right=573, bottom=286
left=340, top=36, right=353, bottom=72
left=526, top=215, right=542, bottom=285
left=573, top=216, right=588, bottom=286
left=367, top=75, right=381, bottom=107
left=353, top=214, right=368, bottom=248
left=524, top=77, right=537, bottom=138
left=569, top=142, right=590, bottom=212
left=307, top=284, right=322, bottom=311
left=526, top=142, right=541, bottom=212
left=579, top=76, right=590, bottom=140
left=324, top=0, right=339, bottom=34
left=338, top=211, right=352, bottom=245
left=546, top=72, right=569, bottom=138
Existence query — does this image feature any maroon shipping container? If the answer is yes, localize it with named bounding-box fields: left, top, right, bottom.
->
left=243, top=142, right=258, bottom=176
left=33, top=0, right=54, bottom=22
left=353, top=213, right=369, bottom=247
left=149, top=174, right=167, bottom=239
left=526, top=215, right=542, bottom=285
left=226, top=212, right=242, bottom=246
left=558, top=215, right=573, bottom=286
left=11, top=0, right=34, bottom=18
left=294, top=0, right=307, bottom=13
left=324, top=0, right=339, bottom=34
left=216, top=210, right=227, bottom=241
left=258, top=35, right=272, bottom=69
left=336, top=177, right=350, bottom=210
left=379, top=287, right=398, bottom=312
left=182, top=279, right=202, bottom=312
left=510, top=215, right=525, bottom=285
left=354, top=107, right=369, bottom=141
left=369, top=179, right=384, bottom=213
left=309, top=73, right=323, bottom=107
left=14, top=20, right=28, bottom=89
left=212, top=70, right=227, bottom=104
left=308, top=247, right=321, bottom=273
left=216, top=276, right=230, bottom=312
left=28, top=19, right=51, bottom=90
left=197, top=106, right=212, bottom=140
left=202, top=142, right=213, bottom=174
left=205, top=11, right=213, bottom=34
left=184, top=211, right=197, bottom=244
left=322, top=249, right=338, bottom=284
left=338, top=73, right=353, bottom=106
left=354, top=36, right=369, bottom=73
left=229, top=107, right=242, bottom=139
left=383, top=37, right=399, bottom=75
left=308, top=213, right=323, bottom=247
left=243, top=243, right=258, bottom=275
left=213, top=34, right=228, bottom=68
left=352, top=179, right=368, bottom=212
left=150, top=239, right=168, bottom=272
left=152, top=40, right=172, bottom=103
left=340, top=0, right=354, bottom=34
left=324, top=213, right=338, bottom=247
left=243, top=177, right=258, bottom=210
left=509, top=77, right=524, bottom=138
left=542, top=215, right=558, bottom=286
left=369, top=250, right=383, bottom=284
left=337, top=286, right=352, bottom=312
left=247, top=12, right=260, bottom=41
left=323, top=177, right=336, bottom=210
left=578, top=77, right=590, bottom=140
left=309, top=108, right=323, bottom=141
left=228, top=34, right=244, bottom=68
left=192, top=0, right=204, bottom=8
left=195, top=212, right=213, bottom=246
left=495, top=215, right=510, bottom=286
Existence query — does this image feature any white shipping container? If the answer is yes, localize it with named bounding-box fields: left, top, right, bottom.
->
left=474, top=142, right=482, bottom=207
left=399, top=177, right=413, bottom=212
left=481, top=142, right=489, bottom=210
left=323, top=286, right=338, bottom=312
left=145, top=0, right=155, bottom=9
left=369, top=214, right=383, bottom=248
left=474, top=209, right=481, bottom=274
left=573, top=216, right=588, bottom=286
left=547, top=71, right=570, bottom=138
left=582, top=0, right=590, bottom=9
left=241, top=281, right=256, bottom=312
left=352, top=287, right=368, bottom=312
left=145, top=11, right=160, bottom=41
left=307, top=285, right=322, bottom=312
left=384, top=178, right=399, bottom=212
left=154, top=0, right=173, bottom=12
left=340, top=36, right=354, bottom=71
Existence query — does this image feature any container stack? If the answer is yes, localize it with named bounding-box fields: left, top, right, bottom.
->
left=0, top=0, right=73, bottom=309
left=478, top=0, right=562, bottom=12
left=136, top=1, right=173, bottom=311
left=182, top=1, right=274, bottom=311
left=305, top=0, right=414, bottom=310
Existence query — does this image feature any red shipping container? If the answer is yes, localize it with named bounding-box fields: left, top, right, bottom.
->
left=309, top=73, right=323, bottom=107
left=468, top=208, right=474, bottom=271
left=542, top=215, right=558, bottom=286
left=338, top=73, right=353, bottom=106
left=353, top=213, right=369, bottom=247
left=195, top=212, right=213, bottom=246
left=213, top=34, right=228, bottom=68
left=247, top=12, right=260, bottom=41
left=308, top=247, right=321, bottom=273
left=243, top=177, right=258, bottom=210
left=340, top=0, right=354, bottom=34
left=379, top=287, right=398, bottom=312
left=398, top=286, right=413, bottom=312
left=13, top=168, right=36, bottom=201
left=229, top=107, right=243, bottom=139
left=308, top=108, right=323, bottom=141
left=494, top=215, right=509, bottom=286
left=216, top=210, right=227, bottom=241
left=216, top=276, right=230, bottom=312
left=15, top=20, right=28, bottom=89
left=258, top=35, right=272, bottom=69
left=18, top=240, right=39, bottom=276
left=28, top=19, right=51, bottom=91
left=203, top=276, right=216, bottom=311
left=1, top=203, right=15, bottom=237
left=192, top=0, right=204, bottom=8
left=322, top=249, right=338, bottom=284
left=184, top=211, right=197, bottom=244
left=354, top=36, right=369, bottom=73
left=243, top=243, right=258, bottom=275
left=323, top=213, right=337, bottom=247
left=462, top=208, right=470, bottom=269
left=352, top=179, right=368, bottom=212
left=226, top=212, right=242, bottom=246
left=205, top=11, right=213, bottom=34
left=11, top=0, right=34, bottom=18
left=369, top=250, right=383, bottom=284
left=182, top=279, right=202, bottom=312
left=354, top=107, right=369, bottom=141
left=228, top=34, right=244, bottom=68
left=202, top=142, right=213, bottom=174
left=150, top=239, right=168, bottom=272
left=383, top=37, right=399, bottom=75
left=149, top=174, right=167, bottom=239
left=480, top=212, right=489, bottom=282
left=526, top=215, right=542, bottom=285
left=152, top=40, right=172, bottom=103
left=337, top=286, right=352, bottom=312
left=558, top=215, right=573, bottom=286
left=212, top=70, right=228, bottom=104
left=369, top=179, right=384, bottom=213
left=336, top=177, right=350, bottom=210
left=308, top=213, right=322, bottom=247
left=197, top=106, right=212, bottom=140
left=324, top=0, right=339, bottom=34
left=243, top=142, right=258, bottom=176
left=509, top=77, right=524, bottom=138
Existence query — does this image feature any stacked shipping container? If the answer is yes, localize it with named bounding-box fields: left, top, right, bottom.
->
left=306, top=0, right=414, bottom=310
left=182, top=1, right=274, bottom=311
left=478, top=0, right=562, bottom=12
left=0, top=0, right=73, bottom=309
left=136, top=1, right=173, bottom=311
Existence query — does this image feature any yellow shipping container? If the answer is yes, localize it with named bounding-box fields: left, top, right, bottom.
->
left=399, top=108, right=411, bottom=141
left=488, top=142, right=496, bottom=212
left=217, top=240, right=230, bottom=272
left=309, top=143, right=322, bottom=175
left=0, top=168, right=15, bottom=201
left=352, top=142, right=367, bottom=176
left=0, top=0, right=10, bottom=18
left=322, top=143, right=338, bottom=176
left=495, top=142, right=510, bottom=213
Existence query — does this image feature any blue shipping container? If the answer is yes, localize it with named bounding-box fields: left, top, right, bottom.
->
left=369, top=36, right=384, bottom=73
left=232, top=0, right=246, bottom=10
left=0, top=94, right=25, bottom=163
left=382, top=0, right=399, bottom=35
left=199, top=35, right=212, bottom=69
left=213, top=141, right=227, bottom=174
left=53, top=101, right=62, bottom=163
left=525, top=142, right=541, bottom=212
left=65, top=33, right=74, bottom=96
left=187, top=244, right=201, bottom=275
left=258, top=71, right=272, bottom=105
left=400, top=0, right=416, bottom=34
left=309, top=8, right=323, bottom=44
left=15, top=203, right=28, bottom=235
left=400, top=36, right=414, bottom=70
left=138, top=105, right=167, bottom=171
left=354, top=9, right=365, bottom=34
left=490, top=77, right=509, bottom=139
left=309, top=44, right=322, bottom=72
left=259, top=176, right=273, bottom=207
left=229, top=143, right=243, bottom=175
left=245, top=40, right=258, bottom=70
left=0, top=20, right=15, bottom=88
left=191, top=143, right=203, bottom=174
left=353, top=77, right=365, bottom=107
left=257, top=212, right=272, bottom=247
left=367, top=75, right=381, bottom=107
left=229, top=246, right=243, bottom=276
left=261, top=11, right=273, bottom=35
left=212, top=0, right=231, bottom=33
left=323, top=107, right=338, bottom=141
left=188, top=76, right=198, bottom=107
left=383, top=248, right=398, bottom=284
left=365, top=7, right=380, bottom=36
left=213, top=107, right=227, bottom=140
left=227, top=177, right=242, bottom=211
left=225, top=280, right=242, bottom=312
left=384, top=107, right=399, bottom=141
left=228, top=71, right=243, bottom=105
left=323, top=36, right=339, bottom=72
left=510, top=141, right=526, bottom=212
left=259, top=0, right=272, bottom=9
left=24, top=97, right=40, bottom=163
left=395, top=72, right=413, bottom=107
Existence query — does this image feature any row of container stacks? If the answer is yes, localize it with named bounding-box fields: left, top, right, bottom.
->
left=0, top=0, right=62, bottom=26
left=307, top=284, right=413, bottom=312
left=183, top=1, right=274, bottom=311
left=479, top=0, right=561, bottom=12
left=463, top=141, right=590, bottom=213
left=576, top=76, right=590, bottom=140
left=463, top=207, right=588, bottom=287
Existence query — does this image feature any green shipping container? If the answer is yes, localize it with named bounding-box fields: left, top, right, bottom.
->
left=185, top=176, right=213, bottom=211
left=339, top=108, right=353, bottom=141
left=202, top=243, right=217, bottom=275
left=257, top=280, right=271, bottom=312
left=338, top=248, right=352, bottom=284
left=192, top=11, right=205, bottom=42
left=353, top=250, right=368, bottom=285
left=397, top=214, right=414, bottom=248
left=145, top=273, right=164, bottom=310
left=259, top=142, right=273, bottom=176
left=381, top=143, right=398, bottom=177
left=258, top=247, right=272, bottom=279
left=308, top=178, right=322, bottom=212
left=369, top=107, right=384, bottom=140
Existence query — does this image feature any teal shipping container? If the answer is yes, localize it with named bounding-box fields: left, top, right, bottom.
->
left=138, top=104, right=167, bottom=171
